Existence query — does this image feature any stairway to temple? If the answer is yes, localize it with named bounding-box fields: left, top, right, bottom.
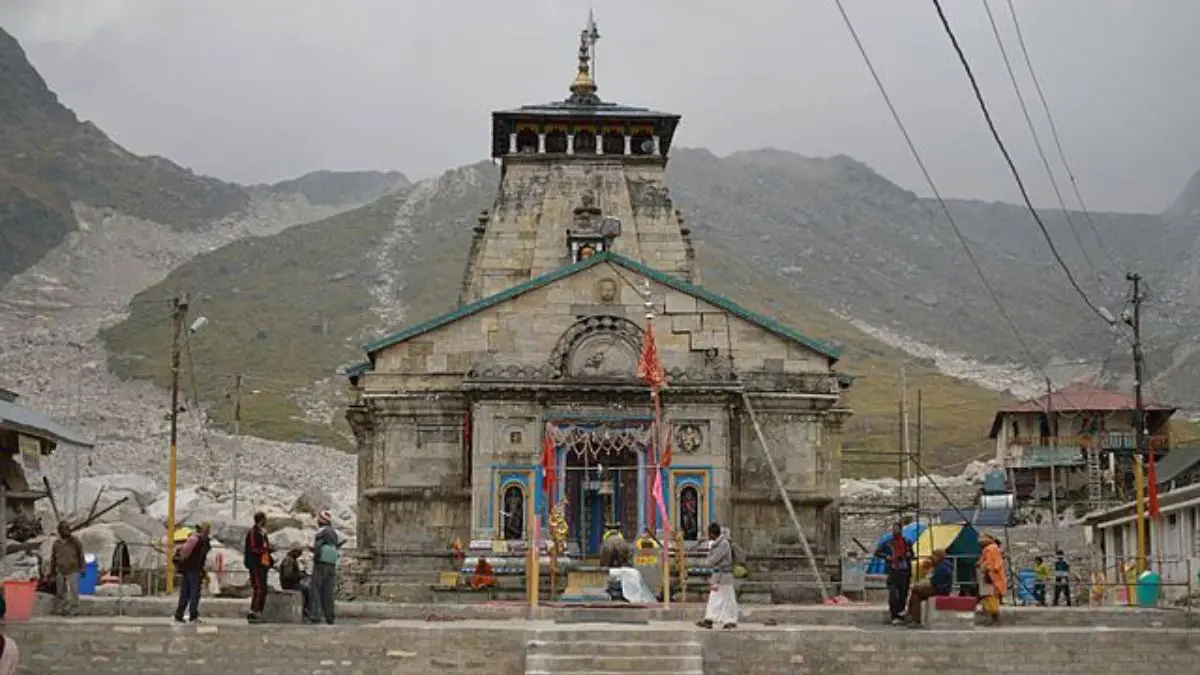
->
left=524, top=636, right=704, bottom=675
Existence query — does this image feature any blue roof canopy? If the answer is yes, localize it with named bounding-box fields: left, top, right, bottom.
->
left=0, top=397, right=94, bottom=448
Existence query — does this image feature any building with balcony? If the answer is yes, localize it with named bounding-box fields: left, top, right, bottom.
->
left=988, top=383, right=1176, bottom=503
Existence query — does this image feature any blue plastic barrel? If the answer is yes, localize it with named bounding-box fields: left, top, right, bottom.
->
left=1015, top=569, right=1036, bottom=604
left=1135, top=570, right=1161, bottom=608
left=79, top=555, right=99, bottom=595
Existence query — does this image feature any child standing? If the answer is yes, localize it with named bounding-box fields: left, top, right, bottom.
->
left=1032, top=556, right=1050, bottom=606
left=1053, top=550, right=1072, bottom=606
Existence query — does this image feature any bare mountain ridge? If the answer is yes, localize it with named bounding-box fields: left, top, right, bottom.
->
left=0, top=27, right=409, bottom=285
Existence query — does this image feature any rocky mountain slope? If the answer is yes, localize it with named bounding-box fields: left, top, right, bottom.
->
left=0, top=28, right=407, bottom=558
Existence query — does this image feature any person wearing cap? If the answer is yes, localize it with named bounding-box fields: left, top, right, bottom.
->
left=310, top=511, right=342, bottom=625
left=278, top=543, right=312, bottom=622
left=173, top=522, right=212, bottom=623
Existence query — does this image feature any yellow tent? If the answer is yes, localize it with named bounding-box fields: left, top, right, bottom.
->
left=914, top=524, right=963, bottom=558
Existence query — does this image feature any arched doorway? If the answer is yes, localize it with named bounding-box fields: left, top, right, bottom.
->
left=552, top=422, right=649, bottom=556
left=500, top=483, right=526, bottom=540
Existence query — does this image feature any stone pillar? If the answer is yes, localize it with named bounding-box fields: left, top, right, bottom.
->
left=508, top=132, right=517, bottom=154
left=566, top=134, right=575, bottom=155
left=653, top=135, right=662, bottom=156
left=538, top=132, right=546, bottom=154
left=623, top=135, right=632, bottom=156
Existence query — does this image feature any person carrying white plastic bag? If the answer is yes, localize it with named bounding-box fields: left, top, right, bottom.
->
left=696, top=522, right=738, bottom=630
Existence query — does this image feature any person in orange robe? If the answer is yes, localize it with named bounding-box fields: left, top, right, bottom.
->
left=469, top=557, right=496, bottom=590
left=976, top=534, right=1007, bottom=624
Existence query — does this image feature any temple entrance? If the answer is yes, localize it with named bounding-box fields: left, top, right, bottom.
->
left=552, top=421, right=650, bottom=557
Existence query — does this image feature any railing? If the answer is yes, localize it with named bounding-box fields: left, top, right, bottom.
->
left=1010, top=433, right=1170, bottom=451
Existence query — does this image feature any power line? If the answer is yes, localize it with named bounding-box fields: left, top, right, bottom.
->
left=978, top=0, right=1102, bottom=291
left=825, top=0, right=1047, bottom=379
left=1004, top=0, right=1122, bottom=271
left=929, top=0, right=1113, bottom=327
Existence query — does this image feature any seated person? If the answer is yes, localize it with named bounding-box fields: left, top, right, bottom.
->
left=278, top=544, right=312, bottom=619
left=468, top=557, right=496, bottom=590
left=906, top=548, right=954, bottom=625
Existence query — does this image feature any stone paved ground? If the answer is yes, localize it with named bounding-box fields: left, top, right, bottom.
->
left=4, top=616, right=1198, bottom=674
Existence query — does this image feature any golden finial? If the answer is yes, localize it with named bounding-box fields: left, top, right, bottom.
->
left=570, top=33, right=596, bottom=97
left=569, top=13, right=600, bottom=103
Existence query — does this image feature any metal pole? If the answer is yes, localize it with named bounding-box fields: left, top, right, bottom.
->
left=1047, top=377, right=1058, bottom=529
left=915, top=390, right=922, bottom=532
left=901, top=366, right=911, bottom=490
left=165, top=293, right=188, bottom=594
left=1128, top=271, right=1148, bottom=572
left=232, top=374, right=242, bottom=524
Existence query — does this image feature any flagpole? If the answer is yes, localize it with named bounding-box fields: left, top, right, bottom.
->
left=641, top=279, right=671, bottom=608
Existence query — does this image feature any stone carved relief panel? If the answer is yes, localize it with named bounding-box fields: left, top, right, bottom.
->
left=673, top=422, right=708, bottom=455
left=548, top=315, right=644, bottom=379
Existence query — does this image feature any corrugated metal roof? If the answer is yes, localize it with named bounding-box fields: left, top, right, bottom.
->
left=998, top=383, right=1174, bottom=414
left=988, top=383, right=1176, bottom=438
left=0, top=398, right=94, bottom=448
left=1155, top=445, right=1200, bottom=485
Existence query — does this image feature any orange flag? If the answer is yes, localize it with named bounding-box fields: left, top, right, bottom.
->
left=637, top=324, right=667, bottom=391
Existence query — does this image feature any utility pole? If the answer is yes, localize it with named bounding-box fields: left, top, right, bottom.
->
left=231, top=374, right=243, bottom=524
left=1045, top=377, right=1058, bottom=528
left=1128, top=271, right=1148, bottom=572
left=165, top=293, right=188, bottom=594
left=901, top=366, right=911, bottom=492
left=915, top=389, right=923, bottom=532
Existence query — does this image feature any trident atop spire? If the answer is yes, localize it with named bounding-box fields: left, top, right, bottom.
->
left=569, top=11, right=601, bottom=104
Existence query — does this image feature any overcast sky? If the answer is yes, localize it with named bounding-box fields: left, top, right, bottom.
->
left=2, top=0, right=1196, bottom=213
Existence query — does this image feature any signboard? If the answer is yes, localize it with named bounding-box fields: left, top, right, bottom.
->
left=634, top=548, right=663, bottom=596
left=18, top=434, right=41, bottom=480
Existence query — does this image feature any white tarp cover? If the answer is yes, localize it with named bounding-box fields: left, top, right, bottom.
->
left=609, top=567, right=656, bottom=604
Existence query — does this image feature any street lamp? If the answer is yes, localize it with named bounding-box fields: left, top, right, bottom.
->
left=165, top=297, right=206, bottom=594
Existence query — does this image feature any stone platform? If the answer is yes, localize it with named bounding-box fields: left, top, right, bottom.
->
left=44, top=595, right=1200, bottom=630
left=5, top=616, right=1197, bottom=675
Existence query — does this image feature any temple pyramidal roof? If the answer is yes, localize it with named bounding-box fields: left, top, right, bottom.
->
left=347, top=17, right=845, bottom=380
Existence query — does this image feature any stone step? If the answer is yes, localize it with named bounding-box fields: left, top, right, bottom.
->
left=525, top=654, right=703, bottom=674
left=526, top=640, right=701, bottom=658
left=525, top=667, right=700, bottom=672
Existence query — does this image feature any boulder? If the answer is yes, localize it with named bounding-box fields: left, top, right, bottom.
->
left=291, top=486, right=333, bottom=517
left=269, top=527, right=314, bottom=553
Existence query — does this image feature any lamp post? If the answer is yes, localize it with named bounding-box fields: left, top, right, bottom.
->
left=164, top=304, right=206, bottom=593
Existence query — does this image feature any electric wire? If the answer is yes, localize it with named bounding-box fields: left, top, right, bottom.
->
left=979, top=0, right=1102, bottom=291
left=929, top=0, right=1111, bottom=327
left=1004, top=0, right=1122, bottom=271
left=825, top=0, right=1047, bottom=378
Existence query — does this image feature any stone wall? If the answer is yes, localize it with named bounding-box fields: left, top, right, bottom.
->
left=7, top=619, right=1195, bottom=675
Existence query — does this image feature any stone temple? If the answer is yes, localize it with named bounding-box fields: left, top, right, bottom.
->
left=345, top=27, right=852, bottom=583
